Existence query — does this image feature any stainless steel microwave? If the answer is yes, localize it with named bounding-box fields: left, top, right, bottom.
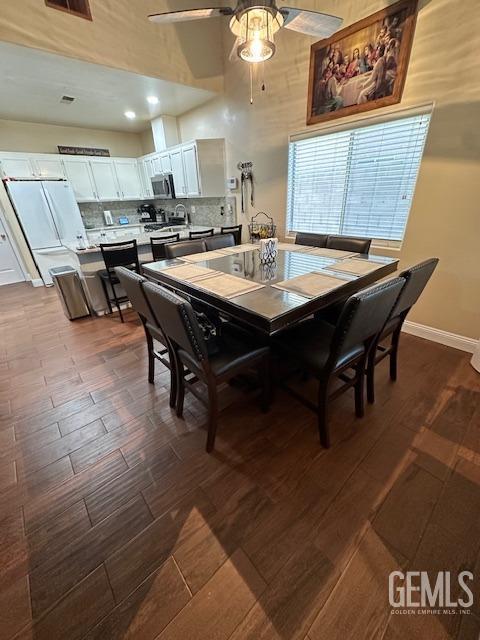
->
left=151, top=173, right=175, bottom=199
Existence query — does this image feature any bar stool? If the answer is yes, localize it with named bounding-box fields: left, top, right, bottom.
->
left=150, top=234, right=180, bottom=261
left=98, top=239, right=140, bottom=322
left=221, top=224, right=242, bottom=245
left=189, top=228, right=214, bottom=239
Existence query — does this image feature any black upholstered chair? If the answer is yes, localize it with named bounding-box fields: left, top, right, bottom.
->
left=143, top=280, right=271, bottom=452
left=115, top=267, right=177, bottom=408
left=221, top=224, right=242, bottom=245
left=164, top=239, right=207, bottom=259
left=274, top=277, right=405, bottom=448
left=205, top=234, right=235, bottom=251
left=150, top=234, right=180, bottom=261
left=189, top=228, right=214, bottom=239
left=295, top=232, right=329, bottom=247
left=98, top=239, right=141, bottom=322
left=366, top=258, right=439, bottom=403
left=326, top=235, right=372, bottom=254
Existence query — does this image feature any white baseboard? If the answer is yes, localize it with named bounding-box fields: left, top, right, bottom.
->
left=30, top=278, right=44, bottom=288
left=402, top=321, right=478, bottom=354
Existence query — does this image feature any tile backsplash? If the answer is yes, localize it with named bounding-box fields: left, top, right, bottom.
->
left=79, top=197, right=236, bottom=229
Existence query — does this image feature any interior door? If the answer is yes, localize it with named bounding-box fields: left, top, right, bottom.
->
left=90, top=160, right=120, bottom=201
left=0, top=218, right=25, bottom=285
left=182, top=145, right=201, bottom=197
left=114, top=160, right=143, bottom=199
left=6, top=181, right=60, bottom=249
left=170, top=150, right=186, bottom=197
left=63, top=159, right=97, bottom=201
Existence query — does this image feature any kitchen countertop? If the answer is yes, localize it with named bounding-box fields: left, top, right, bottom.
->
left=67, top=225, right=221, bottom=255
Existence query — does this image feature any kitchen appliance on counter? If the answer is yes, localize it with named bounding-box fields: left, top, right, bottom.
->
left=138, top=203, right=158, bottom=223
left=5, top=179, right=86, bottom=286
left=151, top=172, right=175, bottom=199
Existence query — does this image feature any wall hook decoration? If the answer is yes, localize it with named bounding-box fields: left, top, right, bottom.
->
left=237, top=161, right=254, bottom=213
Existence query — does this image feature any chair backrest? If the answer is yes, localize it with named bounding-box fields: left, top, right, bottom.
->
left=114, top=266, right=157, bottom=326
left=164, top=239, right=207, bottom=259
left=150, top=234, right=180, bottom=261
left=326, top=235, right=372, bottom=254
left=100, top=239, right=140, bottom=272
left=329, top=277, right=405, bottom=369
left=393, top=258, right=439, bottom=318
left=205, top=234, right=235, bottom=251
left=142, top=280, right=208, bottom=361
left=189, top=228, right=214, bottom=239
left=221, top=225, right=242, bottom=245
left=295, top=232, right=329, bottom=248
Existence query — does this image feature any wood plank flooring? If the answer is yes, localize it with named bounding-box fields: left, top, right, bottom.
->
left=1, top=282, right=479, bottom=640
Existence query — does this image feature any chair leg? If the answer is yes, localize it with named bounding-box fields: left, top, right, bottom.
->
left=317, top=382, right=330, bottom=448
left=109, top=281, right=124, bottom=323
left=206, top=382, right=219, bottom=453
left=145, top=331, right=155, bottom=384
left=366, top=347, right=376, bottom=404
left=261, top=356, right=271, bottom=413
left=100, top=278, right=113, bottom=315
left=355, top=359, right=366, bottom=418
left=390, top=328, right=401, bottom=382
left=167, top=346, right=177, bottom=410
left=176, top=361, right=185, bottom=418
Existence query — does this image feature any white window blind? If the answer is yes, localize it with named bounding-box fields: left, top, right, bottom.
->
left=287, top=113, right=431, bottom=241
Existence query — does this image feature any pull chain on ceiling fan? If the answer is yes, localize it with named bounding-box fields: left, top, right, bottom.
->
left=148, top=1, right=343, bottom=101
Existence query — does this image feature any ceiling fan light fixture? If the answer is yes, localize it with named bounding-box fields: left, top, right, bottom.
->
left=231, top=6, right=283, bottom=63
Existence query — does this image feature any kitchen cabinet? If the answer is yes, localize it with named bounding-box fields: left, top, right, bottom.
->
left=63, top=158, right=97, bottom=201
left=169, top=149, right=187, bottom=198
left=182, top=144, right=201, bottom=197
left=139, top=158, right=154, bottom=198
left=33, top=156, right=66, bottom=179
left=114, top=159, right=143, bottom=199
left=152, top=155, right=163, bottom=176
left=90, top=159, right=121, bottom=201
left=0, top=154, right=36, bottom=178
left=160, top=153, right=172, bottom=174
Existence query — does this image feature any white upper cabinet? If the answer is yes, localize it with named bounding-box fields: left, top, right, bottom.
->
left=0, top=154, right=36, bottom=178
left=152, top=155, right=163, bottom=176
left=114, top=159, right=143, bottom=199
left=63, top=158, right=97, bottom=201
left=33, top=155, right=66, bottom=179
left=182, top=144, right=201, bottom=197
left=138, top=159, right=154, bottom=198
left=169, top=149, right=187, bottom=198
left=90, top=159, right=121, bottom=201
left=160, top=153, right=172, bottom=174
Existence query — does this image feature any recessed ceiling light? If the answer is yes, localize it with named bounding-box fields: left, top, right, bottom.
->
left=124, top=111, right=136, bottom=119
left=147, top=96, right=159, bottom=105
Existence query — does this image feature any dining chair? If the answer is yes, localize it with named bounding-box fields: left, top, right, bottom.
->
left=221, top=224, right=242, bottom=245
left=142, top=280, right=271, bottom=452
left=164, top=239, right=207, bottom=259
left=295, top=232, right=329, bottom=248
left=115, top=267, right=177, bottom=407
left=205, top=233, right=235, bottom=251
left=326, top=235, right=372, bottom=254
left=150, top=233, right=180, bottom=261
left=366, top=258, right=439, bottom=404
left=274, top=277, right=405, bottom=448
left=98, top=239, right=141, bottom=322
left=189, top=228, right=214, bottom=239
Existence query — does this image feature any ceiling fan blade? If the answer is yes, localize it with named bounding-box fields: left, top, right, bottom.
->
left=148, top=7, right=233, bottom=24
left=279, top=8, right=342, bottom=38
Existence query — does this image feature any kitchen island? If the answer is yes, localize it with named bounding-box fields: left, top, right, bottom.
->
left=64, top=225, right=220, bottom=314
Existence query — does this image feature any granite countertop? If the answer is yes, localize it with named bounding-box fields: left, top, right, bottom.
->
left=67, top=226, right=221, bottom=255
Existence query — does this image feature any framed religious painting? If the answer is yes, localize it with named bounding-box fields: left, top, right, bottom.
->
left=307, top=0, right=418, bottom=125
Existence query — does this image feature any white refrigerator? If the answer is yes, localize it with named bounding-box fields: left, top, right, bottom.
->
left=6, top=180, right=86, bottom=285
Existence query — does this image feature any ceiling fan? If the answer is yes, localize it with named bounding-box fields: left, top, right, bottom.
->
left=148, top=1, right=343, bottom=65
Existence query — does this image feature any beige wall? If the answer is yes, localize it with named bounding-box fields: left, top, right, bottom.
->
left=179, top=0, right=480, bottom=340
left=0, top=0, right=224, bottom=93
left=140, top=127, right=155, bottom=155
left=0, top=118, right=144, bottom=157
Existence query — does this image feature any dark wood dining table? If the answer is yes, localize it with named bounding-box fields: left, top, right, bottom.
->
left=142, top=246, right=399, bottom=335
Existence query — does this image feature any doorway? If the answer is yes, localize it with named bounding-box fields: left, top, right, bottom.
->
left=0, top=216, right=25, bottom=286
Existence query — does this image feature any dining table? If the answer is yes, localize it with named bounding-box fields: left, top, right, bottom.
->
left=141, top=243, right=399, bottom=336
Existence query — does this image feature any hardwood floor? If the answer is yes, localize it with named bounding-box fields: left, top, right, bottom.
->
left=1, top=282, right=479, bottom=640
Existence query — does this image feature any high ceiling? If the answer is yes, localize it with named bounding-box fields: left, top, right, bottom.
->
left=0, top=42, right=217, bottom=133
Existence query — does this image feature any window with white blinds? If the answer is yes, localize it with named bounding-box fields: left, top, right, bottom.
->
left=287, top=113, right=431, bottom=242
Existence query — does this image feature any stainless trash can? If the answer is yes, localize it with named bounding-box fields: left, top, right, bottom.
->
left=49, top=266, right=91, bottom=320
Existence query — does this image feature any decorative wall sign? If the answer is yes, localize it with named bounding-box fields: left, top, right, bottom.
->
left=58, top=146, right=110, bottom=157
left=307, top=0, right=418, bottom=125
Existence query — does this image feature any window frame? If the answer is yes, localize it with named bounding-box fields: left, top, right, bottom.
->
left=45, top=0, right=92, bottom=21
left=286, top=103, right=433, bottom=247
